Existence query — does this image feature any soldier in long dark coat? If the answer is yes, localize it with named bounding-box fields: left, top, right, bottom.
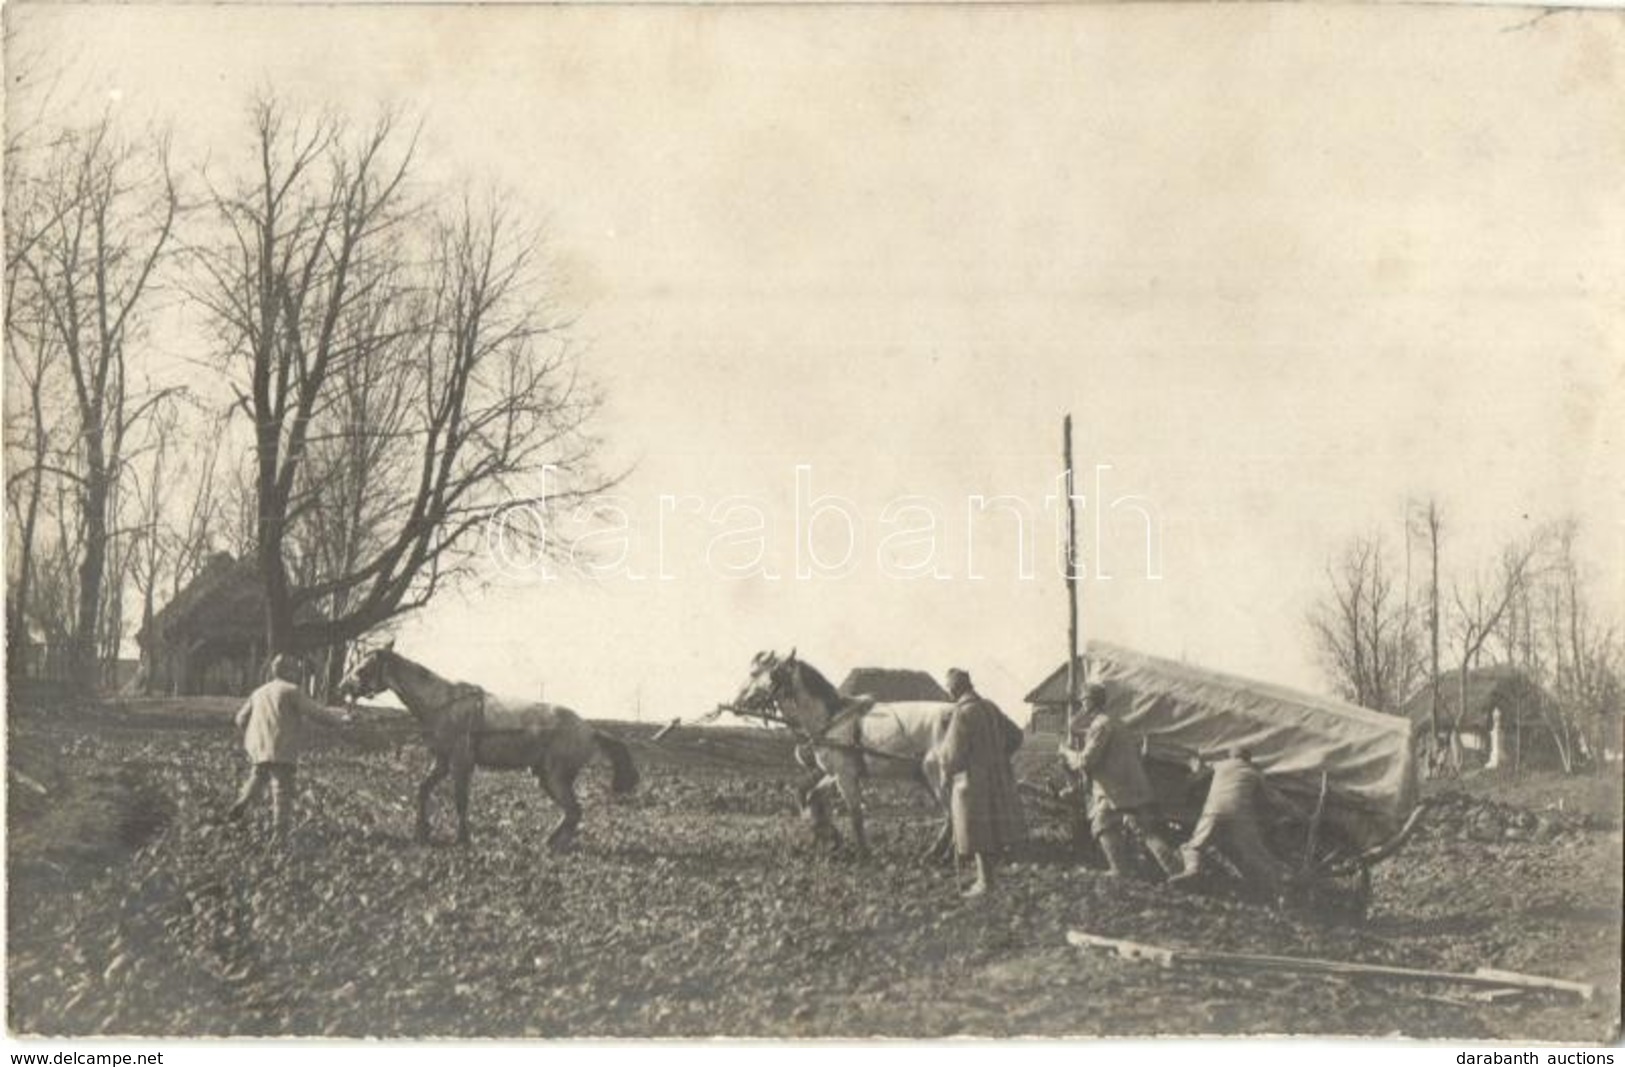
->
left=937, top=668, right=1025, bottom=897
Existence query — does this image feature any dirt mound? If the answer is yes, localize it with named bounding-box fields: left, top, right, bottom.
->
left=8, top=734, right=176, bottom=888
left=1419, top=790, right=1603, bottom=844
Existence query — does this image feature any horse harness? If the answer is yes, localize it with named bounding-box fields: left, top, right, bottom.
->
left=822, top=701, right=872, bottom=779
left=772, top=670, right=915, bottom=777
left=422, top=684, right=550, bottom=754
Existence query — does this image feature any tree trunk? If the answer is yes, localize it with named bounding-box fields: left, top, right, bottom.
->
left=262, top=552, right=295, bottom=656
left=136, top=574, right=159, bottom=694
left=73, top=453, right=108, bottom=692
left=10, top=462, right=45, bottom=678
left=10, top=370, right=51, bottom=679
left=1427, top=510, right=1441, bottom=762
left=1453, top=664, right=1470, bottom=771
left=321, top=643, right=348, bottom=702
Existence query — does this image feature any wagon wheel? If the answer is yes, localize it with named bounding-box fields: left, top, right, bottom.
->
left=1268, top=819, right=1371, bottom=923
left=1350, top=866, right=1373, bottom=922
left=1302, top=845, right=1374, bottom=924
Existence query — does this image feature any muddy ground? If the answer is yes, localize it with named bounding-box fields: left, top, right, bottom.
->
left=6, top=695, right=1621, bottom=1039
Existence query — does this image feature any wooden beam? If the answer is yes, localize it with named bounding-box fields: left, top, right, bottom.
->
left=1066, top=929, right=1595, bottom=1001
left=1065, top=930, right=1177, bottom=966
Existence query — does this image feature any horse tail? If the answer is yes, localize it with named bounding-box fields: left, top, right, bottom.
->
left=594, top=730, right=640, bottom=794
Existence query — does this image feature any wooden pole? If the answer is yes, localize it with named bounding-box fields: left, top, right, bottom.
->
left=1064, top=415, right=1082, bottom=732
left=1065, top=930, right=1596, bottom=1000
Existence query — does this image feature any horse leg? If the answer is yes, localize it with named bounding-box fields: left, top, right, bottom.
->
left=537, top=758, right=582, bottom=853
left=803, top=774, right=841, bottom=850
left=452, top=760, right=474, bottom=847
left=417, top=754, right=450, bottom=843
left=796, top=772, right=830, bottom=844
left=552, top=768, right=583, bottom=853
left=834, top=771, right=869, bottom=859
left=912, top=758, right=954, bottom=864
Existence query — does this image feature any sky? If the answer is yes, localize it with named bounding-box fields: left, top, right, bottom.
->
left=7, top=3, right=1623, bottom=724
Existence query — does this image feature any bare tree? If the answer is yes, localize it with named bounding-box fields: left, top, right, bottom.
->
left=4, top=75, right=57, bottom=674
left=4, top=252, right=66, bottom=673
left=1527, top=520, right=1621, bottom=771
left=1409, top=499, right=1445, bottom=756
left=1308, top=532, right=1423, bottom=712
left=126, top=395, right=222, bottom=691
left=14, top=115, right=180, bottom=688
left=1443, top=531, right=1546, bottom=767
left=193, top=100, right=611, bottom=658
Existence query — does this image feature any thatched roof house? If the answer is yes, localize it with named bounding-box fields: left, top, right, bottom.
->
left=1401, top=666, right=1563, bottom=768
left=1401, top=666, right=1546, bottom=734
left=136, top=553, right=294, bottom=696
left=838, top=668, right=951, bottom=704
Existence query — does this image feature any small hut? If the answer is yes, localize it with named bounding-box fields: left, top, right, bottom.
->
left=136, top=553, right=280, bottom=696
left=1401, top=667, right=1564, bottom=771
left=838, top=668, right=951, bottom=704
left=1024, top=656, right=1087, bottom=735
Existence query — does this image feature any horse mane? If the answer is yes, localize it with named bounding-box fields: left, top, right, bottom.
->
left=381, top=649, right=464, bottom=699
left=790, top=659, right=844, bottom=716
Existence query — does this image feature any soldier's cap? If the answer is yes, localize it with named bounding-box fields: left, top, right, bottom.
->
left=269, top=654, right=301, bottom=682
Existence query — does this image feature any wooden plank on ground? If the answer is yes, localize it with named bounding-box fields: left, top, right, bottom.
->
left=1064, top=930, right=1179, bottom=966
left=1065, top=929, right=1595, bottom=1001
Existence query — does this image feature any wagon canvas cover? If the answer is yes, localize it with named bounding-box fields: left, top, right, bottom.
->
left=1071, top=641, right=1420, bottom=847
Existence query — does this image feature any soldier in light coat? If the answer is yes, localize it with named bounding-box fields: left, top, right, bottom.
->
left=936, top=668, right=1026, bottom=897
left=228, top=654, right=353, bottom=841
left=1171, top=748, right=1295, bottom=896
left=1058, top=683, right=1184, bottom=880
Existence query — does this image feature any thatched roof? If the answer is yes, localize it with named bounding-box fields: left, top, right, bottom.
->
left=838, top=668, right=950, bottom=703
left=138, top=553, right=273, bottom=647
left=1400, top=666, right=1549, bottom=735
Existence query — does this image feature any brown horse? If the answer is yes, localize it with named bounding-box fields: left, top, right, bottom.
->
left=339, top=644, right=638, bottom=849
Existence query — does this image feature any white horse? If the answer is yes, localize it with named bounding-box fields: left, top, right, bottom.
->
left=732, top=649, right=955, bottom=858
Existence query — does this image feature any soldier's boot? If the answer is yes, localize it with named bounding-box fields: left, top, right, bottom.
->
left=1144, top=833, right=1185, bottom=881
left=1168, top=848, right=1204, bottom=887
left=964, top=853, right=993, bottom=897
left=1097, top=830, right=1133, bottom=878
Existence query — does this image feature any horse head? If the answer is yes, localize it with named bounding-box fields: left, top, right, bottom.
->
left=735, top=649, right=794, bottom=713
left=338, top=641, right=394, bottom=701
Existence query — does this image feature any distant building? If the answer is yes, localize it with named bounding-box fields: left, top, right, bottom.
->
left=135, top=553, right=318, bottom=696
left=1401, top=667, right=1564, bottom=770
left=6, top=616, right=73, bottom=683
left=1023, top=656, right=1088, bottom=735
left=6, top=611, right=137, bottom=691
left=837, top=668, right=951, bottom=704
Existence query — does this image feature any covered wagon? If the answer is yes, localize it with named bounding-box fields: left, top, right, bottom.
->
left=1025, top=640, right=1427, bottom=916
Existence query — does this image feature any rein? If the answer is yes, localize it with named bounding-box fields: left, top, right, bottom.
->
left=719, top=694, right=919, bottom=767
